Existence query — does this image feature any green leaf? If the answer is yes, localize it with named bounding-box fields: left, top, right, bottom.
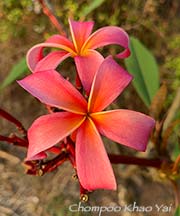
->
left=174, top=206, right=180, bottom=216
left=173, top=142, right=180, bottom=160
left=1, top=57, right=28, bottom=89
left=125, top=37, right=160, bottom=107
left=79, top=0, right=105, bottom=17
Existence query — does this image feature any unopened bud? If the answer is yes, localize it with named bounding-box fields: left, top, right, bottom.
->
left=80, top=194, right=88, bottom=202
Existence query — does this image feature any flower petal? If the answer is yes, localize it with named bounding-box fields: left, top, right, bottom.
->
left=27, top=152, right=47, bottom=161
left=69, top=19, right=94, bottom=53
left=27, top=35, right=75, bottom=72
left=82, top=26, right=130, bottom=58
left=27, top=112, right=85, bottom=160
left=46, top=34, right=75, bottom=48
left=34, top=51, right=71, bottom=72
left=74, top=50, right=104, bottom=94
left=76, top=118, right=116, bottom=191
left=88, top=56, right=132, bottom=112
left=91, top=110, right=155, bottom=151
left=18, top=70, right=87, bottom=114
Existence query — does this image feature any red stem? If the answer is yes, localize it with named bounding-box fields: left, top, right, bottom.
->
left=37, top=0, right=66, bottom=36
left=0, top=135, right=28, bottom=147
left=42, top=151, right=68, bottom=173
left=108, top=154, right=165, bottom=169
left=0, top=108, right=26, bottom=135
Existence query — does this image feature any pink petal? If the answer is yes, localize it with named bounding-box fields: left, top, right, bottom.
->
left=46, top=35, right=75, bottom=48
left=74, top=50, right=104, bottom=94
left=18, top=70, right=87, bottom=114
left=34, top=51, right=71, bottom=72
left=27, top=152, right=47, bottom=161
left=91, top=110, right=155, bottom=151
left=27, top=35, right=75, bottom=72
left=27, top=112, right=85, bottom=160
left=82, top=26, right=130, bottom=58
left=76, top=118, right=116, bottom=191
left=69, top=19, right=94, bottom=53
left=88, top=56, right=132, bottom=112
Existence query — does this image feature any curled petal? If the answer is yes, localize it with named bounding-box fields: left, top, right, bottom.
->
left=18, top=70, right=87, bottom=114
left=91, top=110, right=155, bottom=151
left=74, top=50, right=104, bottom=94
left=27, top=112, right=85, bottom=160
left=76, top=118, right=116, bottom=191
left=27, top=152, right=47, bottom=161
left=27, top=35, right=75, bottom=72
left=69, top=19, right=94, bottom=53
left=88, top=56, right=132, bottom=112
left=46, top=35, right=75, bottom=48
left=34, top=51, right=71, bottom=72
left=82, top=26, right=130, bottom=58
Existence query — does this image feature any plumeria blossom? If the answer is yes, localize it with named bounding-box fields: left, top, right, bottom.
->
left=27, top=19, right=130, bottom=93
left=18, top=57, right=155, bottom=191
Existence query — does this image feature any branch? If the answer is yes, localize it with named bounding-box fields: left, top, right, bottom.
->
left=0, top=135, right=28, bottom=147
left=0, top=108, right=26, bottom=135
left=37, top=0, right=66, bottom=36
left=108, top=154, right=165, bottom=169
left=163, top=87, right=180, bottom=130
left=25, top=151, right=68, bottom=175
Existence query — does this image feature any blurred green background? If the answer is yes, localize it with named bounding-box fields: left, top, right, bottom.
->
left=0, top=0, right=179, bottom=215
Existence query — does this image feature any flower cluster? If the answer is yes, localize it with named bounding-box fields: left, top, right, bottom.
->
left=18, top=19, right=155, bottom=191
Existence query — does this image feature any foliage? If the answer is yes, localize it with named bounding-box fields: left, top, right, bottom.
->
left=0, top=1, right=180, bottom=215
left=79, top=0, right=106, bottom=18
left=174, top=206, right=180, bottom=216
left=125, top=37, right=159, bottom=107
left=165, top=35, right=180, bottom=91
left=0, top=57, right=28, bottom=90
left=0, top=0, right=33, bottom=41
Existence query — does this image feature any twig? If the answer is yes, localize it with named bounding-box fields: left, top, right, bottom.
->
left=163, top=87, right=180, bottom=131
left=0, top=108, right=26, bottom=135
left=41, top=151, right=68, bottom=173
left=108, top=154, right=165, bottom=169
left=0, top=135, right=28, bottom=147
left=172, top=155, right=180, bottom=174
left=161, top=119, right=180, bottom=152
left=37, top=0, right=66, bottom=36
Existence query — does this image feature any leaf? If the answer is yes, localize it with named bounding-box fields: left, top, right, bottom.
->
left=1, top=57, right=28, bottom=89
left=79, top=0, right=105, bottom=17
left=125, top=37, right=160, bottom=107
left=173, top=141, right=180, bottom=160
left=174, top=206, right=180, bottom=216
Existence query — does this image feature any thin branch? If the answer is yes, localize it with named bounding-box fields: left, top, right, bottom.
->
left=172, top=155, right=180, bottom=174
left=0, top=135, right=28, bottom=147
left=37, top=0, right=66, bottom=36
left=162, top=119, right=180, bottom=152
left=0, top=108, right=26, bottom=135
left=163, top=87, right=180, bottom=131
left=25, top=151, right=68, bottom=175
left=108, top=154, right=166, bottom=169
left=41, top=151, right=68, bottom=173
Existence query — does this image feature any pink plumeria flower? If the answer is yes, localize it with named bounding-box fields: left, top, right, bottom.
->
left=18, top=57, right=155, bottom=191
left=27, top=19, right=130, bottom=93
